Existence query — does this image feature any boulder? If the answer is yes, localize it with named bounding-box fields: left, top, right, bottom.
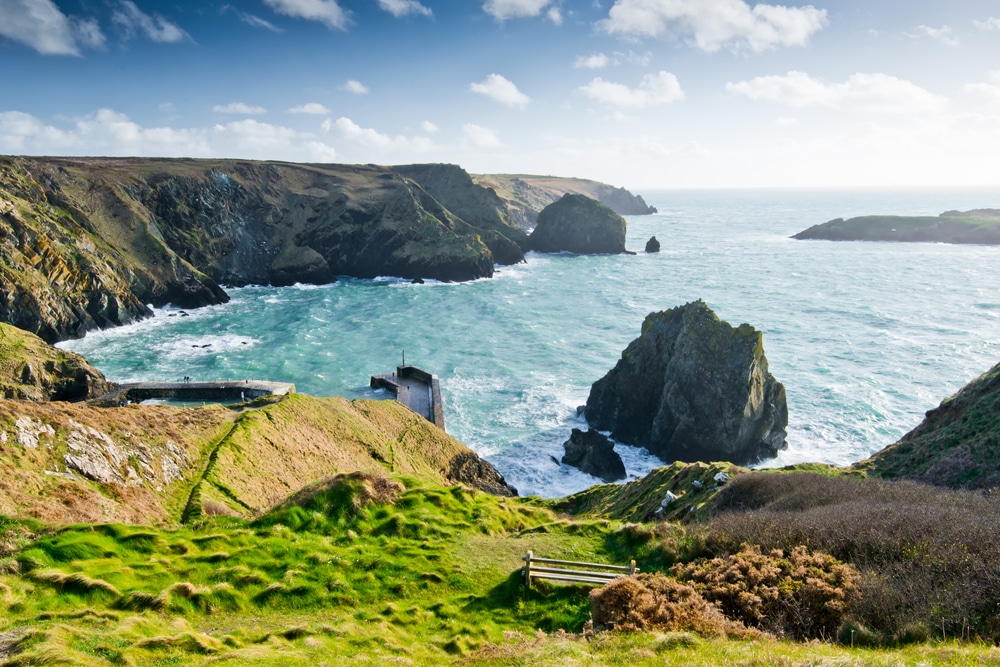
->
left=527, top=194, right=627, bottom=254
left=645, top=236, right=661, bottom=253
left=561, top=428, right=626, bottom=482
left=584, top=300, right=788, bottom=465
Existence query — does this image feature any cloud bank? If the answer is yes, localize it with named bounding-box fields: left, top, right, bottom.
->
left=0, top=0, right=106, bottom=55
left=599, top=0, right=827, bottom=52
left=469, top=74, right=531, bottom=108
left=579, top=71, right=684, bottom=109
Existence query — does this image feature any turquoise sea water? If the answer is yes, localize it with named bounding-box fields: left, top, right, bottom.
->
left=60, top=188, right=1000, bottom=497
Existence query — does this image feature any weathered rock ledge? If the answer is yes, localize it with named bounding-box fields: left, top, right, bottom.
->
left=527, top=194, right=627, bottom=254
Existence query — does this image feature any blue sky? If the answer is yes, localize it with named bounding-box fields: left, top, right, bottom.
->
left=2, top=0, right=1000, bottom=188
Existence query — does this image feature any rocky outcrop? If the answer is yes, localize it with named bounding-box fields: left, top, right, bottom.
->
left=393, top=164, right=528, bottom=265
left=584, top=300, right=788, bottom=465
left=793, top=210, right=1000, bottom=245
left=472, top=173, right=656, bottom=230
left=448, top=452, right=518, bottom=496
left=527, top=194, right=627, bottom=254
left=857, top=360, right=1000, bottom=490
left=561, top=428, right=626, bottom=482
left=645, top=236, right=661, bottom=253
left=0, top=323, right=109, bottom=401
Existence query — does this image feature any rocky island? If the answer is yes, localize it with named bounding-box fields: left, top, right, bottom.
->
left=584, top=300, right=788, bottom=466
left=527, top=194, right=628, bottom=254
left=793, top=209, right=1000, bottom=245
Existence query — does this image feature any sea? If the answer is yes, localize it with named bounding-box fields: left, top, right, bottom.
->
left=58, top=188, right=1000, bottom=497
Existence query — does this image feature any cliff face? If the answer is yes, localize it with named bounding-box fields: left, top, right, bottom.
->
left=0, top=158, right=511, bottom=341
left=527, top=194, right=627, bottom=254
left=585, top=300, right=788, bottom=466
left=472, top=173, right=656, bottom=230
left=857, top=360, right=1000, bottom=490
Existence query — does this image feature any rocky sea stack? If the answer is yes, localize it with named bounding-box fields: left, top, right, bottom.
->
left=527, top=194, right=627, bottom=254
left=645, top=236, right=661, bottom=253
left=561, top=428, right=626, bottom=482
left=584, top=300, right=788, bottom=465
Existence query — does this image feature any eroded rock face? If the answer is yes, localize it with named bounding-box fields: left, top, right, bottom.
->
left=585, top=300, right=788, bottom=465
left=527, top=194, right=627, bottom=254
left=645, top=236, right=661, bottom=253
left=447, top=452, right=518, bottom=496
left=0, top=323, right=110, bottom=401
left=561, top=428, right=626, bottom=482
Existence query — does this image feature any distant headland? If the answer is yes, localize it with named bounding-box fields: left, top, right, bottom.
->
left=793, top=208, right=1000, bottom=245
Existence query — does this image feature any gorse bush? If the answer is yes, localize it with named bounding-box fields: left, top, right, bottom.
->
left=589, top=573, right=754, bottom=637
left=671, top=544, right=859, bottom=640
left=693, top=472, right=1000, bottom=643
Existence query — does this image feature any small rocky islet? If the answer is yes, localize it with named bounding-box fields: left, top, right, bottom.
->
left=793, top=208, right=1000, bottom=244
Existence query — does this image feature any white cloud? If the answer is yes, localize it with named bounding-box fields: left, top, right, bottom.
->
left=343, top=80, right=369, bottom=95
left=775, top=116, right=799, bottom=126
left=213, top=102, right=267, bottom=114
left=0, top=0, right=106, bottom=55
left=332, top=117, right=435, bottom=151
left=547, top=7, right=562, bottom=25
left=579, top=71, right=684, bottom=109
left=964, top=72, right=1000, bottom=107
left=974, top=17, right=1000, bottom=31
left=378, top=0, right=432, bottom=17
left=908, top=24, right=959, bottom=46
left=469, top=74, right=531, bottom=109
left=421, top=120, right=439, bottom=133
left=483, top=0, right=553, bottom=21
left=726, top=71, right=948, bottom=114
left=263, top=0, right=349, bottom=30
left=0, top=108, right=337, bottom=162
left=159, top=102, right=176, bottom=112
left=113, top=1, right=190, bottom=43
left=289, top=102, right=331, bottom=115
left=599, top=0, right=827, bottom=52
left=463, top=123, right=503, bottom=148
left=240, top=13, right=283, bottom=31
left=575, top=53, right=610, bottom=69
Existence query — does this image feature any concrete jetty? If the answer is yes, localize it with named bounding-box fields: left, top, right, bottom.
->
left=92, top=380, right=295, bottom=406
left=370, top=365, right=445, bottom=430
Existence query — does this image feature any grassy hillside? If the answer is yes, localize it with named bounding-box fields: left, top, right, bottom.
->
left=3, top=470, right=1000, bottom=665
left=0, top=393, right=511, bottom=525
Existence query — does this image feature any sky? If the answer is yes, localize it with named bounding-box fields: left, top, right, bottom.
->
left=2, top=0, right=1000, bottom=189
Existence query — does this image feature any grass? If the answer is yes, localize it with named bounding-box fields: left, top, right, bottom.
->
left=3, top=470, right=1000, bottom=665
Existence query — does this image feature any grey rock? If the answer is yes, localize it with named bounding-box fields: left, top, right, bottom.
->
left=585, top=300, right=788, bottom=466
left=561, top=428, right=627, bottom=482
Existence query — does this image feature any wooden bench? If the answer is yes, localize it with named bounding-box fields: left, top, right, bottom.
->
left=522, top=550, right=638, bottom=588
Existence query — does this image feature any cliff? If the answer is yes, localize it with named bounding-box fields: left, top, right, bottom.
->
left=0, top=324, right=109, bottom=401
left=856, top=360, right=1000, bottom=489
left=0, top=158, right=511, bottom=342
left=527, top=194, right=627, bottom=254
left=473, top=173, right=656, bottom=230
left=585, top=300, right=788, bottom=465
left=793, top=209, right=1000, bottom=245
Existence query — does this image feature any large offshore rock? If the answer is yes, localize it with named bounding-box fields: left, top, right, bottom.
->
left=527, top=194, right=627, bottom=254
left=0, top=323, right=110, bottom=401
left=561, top=428, right=626, bottom=482
left=585, top=300, right=788, bottom=465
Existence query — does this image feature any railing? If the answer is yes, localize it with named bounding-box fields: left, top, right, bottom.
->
left=521, top=550, right=637, bottom=588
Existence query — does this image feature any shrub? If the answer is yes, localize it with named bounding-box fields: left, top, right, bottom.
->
left=671, top=543, right=859, bottom=640
left=696, top=472, right=1000, bottom=642
left=589, top=573, right=754, bottom=637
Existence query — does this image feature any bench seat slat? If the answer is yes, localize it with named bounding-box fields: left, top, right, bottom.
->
left=523, top=557, right=634, bottom=572
left=529, top=573, right=622, bottom=585
left=528, top=566, right=623, bottom=579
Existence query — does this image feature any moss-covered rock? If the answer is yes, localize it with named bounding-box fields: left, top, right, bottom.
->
left=528, top=194, right=627, bottom=254
left=856, top=360, right=1000, bottom=489
left=0, top=324, right=109, bottom=401
left=585, top=300, right=787, bottom=465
